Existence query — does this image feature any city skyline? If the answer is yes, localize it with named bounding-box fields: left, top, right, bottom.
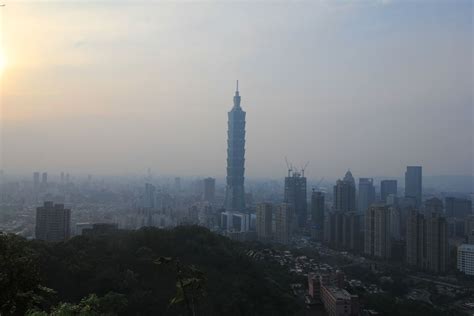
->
left=0, top=1, right=472, bottom=178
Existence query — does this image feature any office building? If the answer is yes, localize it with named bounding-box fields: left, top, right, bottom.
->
left=224, top=81, right=246, bottom=210
left=284, top=170, right=307, bottom=228
left=405, top=166, right=422, bottom=208
left=311, top=190, right=325, bottom=240
left=41, top=172, right=48, bottom=184
left=457, top=244, right=474, bottom=276
left=364, top=205, right=391, bottom=259
left=445, top=197, right=472, bottom=218
left=35, top=201, right=71, bottom=242
left=380, top=180, right=397, bottom=202
left=333, top=171, right=356, bottom=213
left=203, top=177, right=216, bottom=203
left=256, top=203, right=273, bottom=241
left=274, top=203, right=293, bottom=244
left=358, top=178, right=375, bottom=215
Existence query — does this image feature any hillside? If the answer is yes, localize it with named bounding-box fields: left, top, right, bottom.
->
left=1, top=226, right=300, bottom=315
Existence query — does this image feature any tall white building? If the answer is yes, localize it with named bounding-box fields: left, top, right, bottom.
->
left=458, top=244, right=474, bottom=276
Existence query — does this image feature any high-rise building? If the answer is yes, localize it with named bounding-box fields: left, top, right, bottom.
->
left=41, top=172, right=48, bottom=184
left=35, top=201, right=71, bottom=242
left=389, top=206, right=401, bottom=241
left=60, top=172, right=65, bottom=184
left=445, top=197, right=472, bottom=218
left=466, top=216, right=474, bottom=244
left=380, top=180, right=397, bottom=202
left=425, top=213, right=448, bottom=273
left=325, top=211, right=362, bottom=252
left=406, top=210, right=448, bottom=273
left=203, top=177, right=216, bottom=203
left=358, top=178, right=375, bottom=215
left=224, top=81, right=246, bottom=211
left=342, top=211, right=363, bottom=251
left=256, top=203, right=273, bottom=241
left=33, top=172, right=40, bottom=187
left=284, top=170, right=307, bottom=228
left=405, top=166, right=422, bottom=208
left=311, top=190, right=325, bottom=240
left=457, top=244, right=474, bottom=276
left=333, top=171, right=356, bottom=213
left=406, top=209, right=425, bottom=267
left=364, top=205, right=391, bottom=259
left=274, top=203, right=293, bottom=244
left=221, top=211, right=250, bottom=232
left=424, top=197, right=443, bottom=217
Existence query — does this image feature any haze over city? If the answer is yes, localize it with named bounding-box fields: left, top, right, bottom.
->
left=1, top=0, right=472, bottom=178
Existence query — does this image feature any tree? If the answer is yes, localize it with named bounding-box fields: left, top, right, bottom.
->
left=0, top=233, right=52, bottom=315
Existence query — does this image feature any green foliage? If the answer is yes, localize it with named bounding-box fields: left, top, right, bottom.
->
left=0, top=233, right=54, bottom=315
left=363, top=294, right=446, bottom=316
left=5, top=226, right=300, bottom=315
left=26, top=292, right=127, bottom=316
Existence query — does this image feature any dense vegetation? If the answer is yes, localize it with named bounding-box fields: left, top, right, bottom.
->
left=1, top=226, right=300, bottom=315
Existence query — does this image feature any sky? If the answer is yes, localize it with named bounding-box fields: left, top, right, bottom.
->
left=0, top=0, right=472, bottom=179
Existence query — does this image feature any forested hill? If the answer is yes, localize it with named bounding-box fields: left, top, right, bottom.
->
left=1, top=226, right=300, bottom=315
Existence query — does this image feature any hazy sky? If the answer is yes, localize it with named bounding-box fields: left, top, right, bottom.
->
left=0, top=0, right=472, bottom=179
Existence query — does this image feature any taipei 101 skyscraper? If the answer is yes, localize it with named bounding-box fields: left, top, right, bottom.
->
left=224, top=81, right=246, bottom=210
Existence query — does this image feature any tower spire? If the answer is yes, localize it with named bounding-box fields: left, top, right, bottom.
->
left=233, top=80, right=241, bottom=107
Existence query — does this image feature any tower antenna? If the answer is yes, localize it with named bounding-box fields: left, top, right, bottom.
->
left=236, top=80, right=239, bottom=92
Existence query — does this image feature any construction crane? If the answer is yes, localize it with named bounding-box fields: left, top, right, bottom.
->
left=285, top=157, right=292, bottom=177
left=301, top=161, right=309, bottom=177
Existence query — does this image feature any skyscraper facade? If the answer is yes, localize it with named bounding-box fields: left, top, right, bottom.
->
left=358, top=178, right=375, bottom=215
left=406, top=210, right=448, bottom=273
left=333, top=171, right=356, bottom=213
left=364, top=204, right=391, bottom=259
left=311, top=190, right=325, bottom=240
left=274, top=203, right=293, bottom=244
left=284, top=170, right=307, bottom=228
left=405, top=166, right=422, bottom=208
left=35, top=201, right=71, bottom=242
left=224, top=82, right=246, bottom=211
left=380, top=180, right=397, bottom=202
